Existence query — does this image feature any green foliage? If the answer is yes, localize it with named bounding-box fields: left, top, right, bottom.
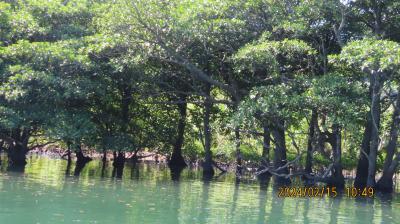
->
left=1, top=0, right=400, bottom=180
left=331, top=38, right=400, bottom=78
left=232, top=39, right=316, bottom=79
left=307, top=72, right=368, bottom=126
left=232, top=39, right=316, bottom=129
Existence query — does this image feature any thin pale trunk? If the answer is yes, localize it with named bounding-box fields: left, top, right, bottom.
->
left=262, top=124, right=270, bottom=164
left=377, top=91, right=400, bottom=192
left=101, top=149, right=107, bottom=177
left=305, top=110, right=317, bottom=174
left=64, top=142, right=72, bottom=176
left=65, top=149, right=71, bottom=176
left=367, top=74, right=381, bottom=188
left=235, top=127, right=242, bottom=175
left=258, top=124, right=271, bottom=181
left=203, top=84, right=214, bottom=176
left=112, top=151, right=117, bottom=178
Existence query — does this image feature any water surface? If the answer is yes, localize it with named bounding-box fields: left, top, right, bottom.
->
left=0, top=155, right=399, bottom=224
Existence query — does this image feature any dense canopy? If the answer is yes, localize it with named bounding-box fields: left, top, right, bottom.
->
left=0, top=0, right=400, bottom=192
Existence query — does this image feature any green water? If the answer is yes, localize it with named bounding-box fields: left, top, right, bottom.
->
left=0, top=156, right=399, bottom=224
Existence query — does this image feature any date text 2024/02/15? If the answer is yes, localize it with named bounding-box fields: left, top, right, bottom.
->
left=277, top=186, right=374, bottom=198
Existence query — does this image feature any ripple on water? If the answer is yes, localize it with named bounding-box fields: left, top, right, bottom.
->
left=0, top=156, right=399, bottom=224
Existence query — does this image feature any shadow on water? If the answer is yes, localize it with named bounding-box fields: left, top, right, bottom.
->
left=302, top=197, right=311, bottom=224
left=354, top=196, right=374, bottom=224
left=101, top=161, right=106, bottom=178
left=202, top=172, right=214, bottom=182
left=65, top=160, right=71, bottom=176
left=168, top=172, right=182, bottom=224
left=111, top=165, right=124, bottom=179
left=73, top=162, right=87, bottom=176
left=170, top=166, right=185, bottom=182
left=269, top=185, right=285, bottom=223
left=117, top=164, right=124, bottom=178
left=229, top=177, right=241, bottom=219
left=377, top=193, right=395, bottom=224
left=198, top=176, right=211, bottom=224
left=112, top=152, right=125, bottom=179
left=111, top=167, right=116, bottom=178
left=257, top=176, right=271, bottom=224
left=130, top=161, right=140, bottom=180
left=4, top=153, right=26, bottom=173
left=328, top=195, right=342, bottom=224
left=7, top=164, right=25, bottom=173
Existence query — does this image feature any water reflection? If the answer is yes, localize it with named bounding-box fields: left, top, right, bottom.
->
left=170, top=166, right=184, bottom=181
left=269, top=185, right=285, bottom=223
left=130, top=162, right=140, bottom=180
left=354, top=197, right=374, bottom=224
left=257, top=177, right=270, bottom=224
left=328, top=197, right=341, bottom=224
left=303, top=196, right=311, bottom=224
left=0, top=155, right=399, bottom=224
left=229, top=177, right=240, bottom=219
left=377, top=193, right=395, bottom=224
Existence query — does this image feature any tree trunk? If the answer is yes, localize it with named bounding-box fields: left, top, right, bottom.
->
left=102, top=149, right=107, bottom=165
left=367, top=73, right=381, bottom=188
left=101, top=149, right=107, bottom=177
left=258, top=124, right=271, bottom=181
left=354, top=112, right=372, bottom=188
left=7, top=144, right=28, bottom=171
left=376, top=91, right=400, bottom=192
left=113, top=151, right=125, bottom=178
left=305, top=110, right=317, bottom=174
left=271, top=119, right=290, bottom=185
left=170, top=166, right=185, bottom=181
left=202, top=84, right=214, bottom=177
left=65, top=149, right=71, bottom=176
left=169, top=98, right=188, bottom=169
left=67, top=149, right=72, bottom=164
left=235, top=127, right=242, bottom=175
left=0, top=140, right=4, bottom=164
left=328, top=124, right=345, bottom=189
left=376, top=155, right=399, bottom=192
left=74, top=146, right=92, bottom=176
left=262, top=124, right=270, bottom=165
left=112, top=151, right=117, bottom=178
left=7, top=129, right=30, bottom=171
